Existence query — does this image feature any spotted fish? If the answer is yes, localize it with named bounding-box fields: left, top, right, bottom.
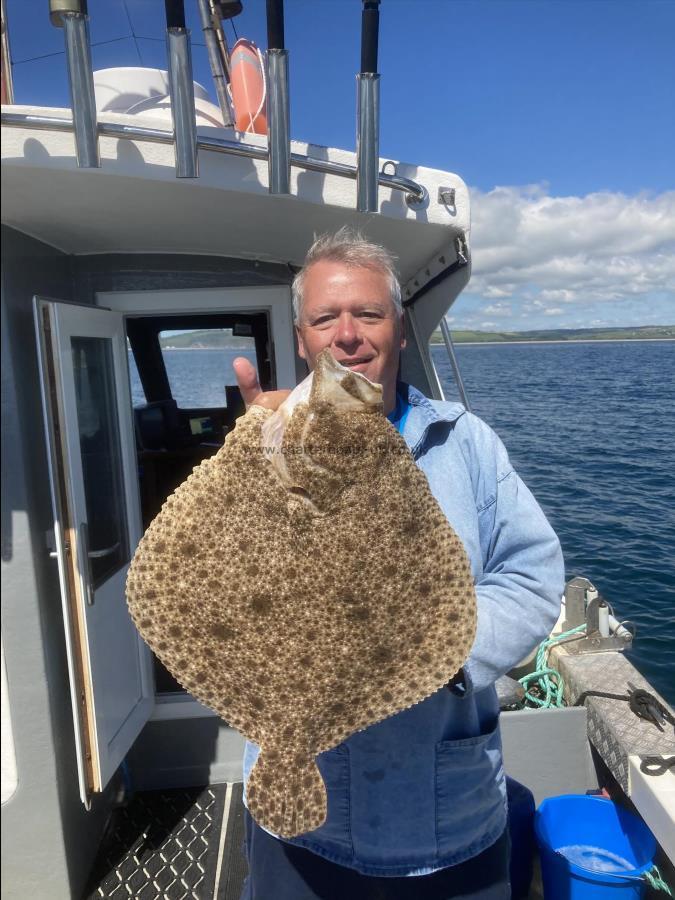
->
left=126, top=350, right=477, bottom=838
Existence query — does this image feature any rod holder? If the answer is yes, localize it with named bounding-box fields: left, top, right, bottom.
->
left=356, top=72, right=379, bottom=213
left=166, top=27, right=199, bottom=178
left=60, top=12, right=99, bottom=168
left=266, top=48, right=290, bottom=194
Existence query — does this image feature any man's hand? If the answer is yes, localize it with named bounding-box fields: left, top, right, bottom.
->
left=233, top=357, right=291, bottom=411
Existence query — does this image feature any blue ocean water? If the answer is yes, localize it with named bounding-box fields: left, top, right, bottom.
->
left=130, top=341, right=675, bottom=704
left=129, top=347, right=258, bottom=410
left=432, top=341, right=675, bottom=706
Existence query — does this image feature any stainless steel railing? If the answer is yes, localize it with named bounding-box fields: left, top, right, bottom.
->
left=1, top=111, right=428, bottom=208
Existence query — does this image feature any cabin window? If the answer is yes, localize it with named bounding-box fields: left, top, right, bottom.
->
left=71, top=338, right=130, bottom=585
left=159, top=328, right=258, bottom=409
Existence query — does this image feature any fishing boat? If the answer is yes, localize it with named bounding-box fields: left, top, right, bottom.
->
left=1, top=2, right=673, bottom=898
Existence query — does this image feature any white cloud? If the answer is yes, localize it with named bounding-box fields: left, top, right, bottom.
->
left=484, top=285, right=513, bottom=299
left=484, top=302, right=513, bottom=316
left=538, top=289, right=576, bottom=303
left=457, top=186, right=675, bottom=328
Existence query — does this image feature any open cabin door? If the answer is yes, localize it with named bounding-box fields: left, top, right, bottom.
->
left=34, top=298, right=154, bottom=807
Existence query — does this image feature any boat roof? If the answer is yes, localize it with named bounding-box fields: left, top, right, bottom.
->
left=1, top=105, right=470, bottom=303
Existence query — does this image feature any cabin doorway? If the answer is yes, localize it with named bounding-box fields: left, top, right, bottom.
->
left=104, top=285, right=297, bottom=728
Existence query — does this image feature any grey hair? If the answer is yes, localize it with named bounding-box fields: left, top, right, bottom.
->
left=291, top=226, right=402, bottom=324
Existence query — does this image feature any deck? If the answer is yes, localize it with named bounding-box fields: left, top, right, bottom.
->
left=86, top=784, right=246, bottom=900
left=86, top=780, right=551, bottom=900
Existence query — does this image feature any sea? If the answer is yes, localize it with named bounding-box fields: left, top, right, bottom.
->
left=129, top=340, right=675, bottom=705
left=432, top=340, right=675, bottom=707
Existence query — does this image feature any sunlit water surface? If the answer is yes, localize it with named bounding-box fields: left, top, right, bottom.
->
left=433, top=340, right=675, bottom=705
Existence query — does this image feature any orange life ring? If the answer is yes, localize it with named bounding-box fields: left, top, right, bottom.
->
left=229, top=38, right=267, bottom=134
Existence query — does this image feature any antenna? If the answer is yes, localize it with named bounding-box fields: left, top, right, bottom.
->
left=1, top=0, right=14, bottom=105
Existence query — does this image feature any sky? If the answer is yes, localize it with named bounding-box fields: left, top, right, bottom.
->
left=5, top=0, right=675, bottom=331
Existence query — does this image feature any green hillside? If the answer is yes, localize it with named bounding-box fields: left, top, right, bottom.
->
left=159, top=329, right=254, bottom=349
left=430, top=325, right=675, bottom=344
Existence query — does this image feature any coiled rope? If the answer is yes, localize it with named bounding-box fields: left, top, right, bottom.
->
left=518, top=624, right=587, bottom=708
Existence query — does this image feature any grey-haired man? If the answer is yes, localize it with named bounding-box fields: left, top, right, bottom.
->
left=234, top=229, right=563, bottom=899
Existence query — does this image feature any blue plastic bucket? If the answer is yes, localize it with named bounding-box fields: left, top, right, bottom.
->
left=535, top=795, right=657, bottom=900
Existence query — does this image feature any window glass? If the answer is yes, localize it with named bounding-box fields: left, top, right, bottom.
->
left=160, top=329, right=258, bottom=408
left=71, top=337, right=129, bottom=587
left=127, top=344, right=146, bottom=408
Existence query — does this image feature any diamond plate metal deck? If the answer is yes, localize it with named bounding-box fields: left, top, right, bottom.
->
left=86, top=783, right=248, bottom=900
left=550, top=645, right=675, bottom=794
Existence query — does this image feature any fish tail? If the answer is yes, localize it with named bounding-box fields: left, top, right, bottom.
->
left=246, top=752, right=327, bottom=838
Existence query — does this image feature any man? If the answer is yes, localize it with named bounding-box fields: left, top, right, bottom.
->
left=233, top=228, right=564, bottom=899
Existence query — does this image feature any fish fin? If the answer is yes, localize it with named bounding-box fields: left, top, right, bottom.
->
left=247, top=752, right=327, bottom=838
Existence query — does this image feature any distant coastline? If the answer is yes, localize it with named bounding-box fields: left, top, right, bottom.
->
left=154, top=325, right=674, bottom=350
left=430, top=325, right=674, bottom=345
left=443, top=338, right=675, bottom=346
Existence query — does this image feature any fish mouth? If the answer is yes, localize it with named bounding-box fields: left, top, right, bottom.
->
left=260, top=349, right=384, bottom=509
left=314, top=351, right=383, bottom=403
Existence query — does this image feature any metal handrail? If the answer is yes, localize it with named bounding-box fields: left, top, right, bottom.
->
left=440, top=316, right=471, bottom=411
left=1, top=110, right=428, bottom=207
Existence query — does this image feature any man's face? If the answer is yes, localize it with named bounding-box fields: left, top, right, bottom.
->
left=295, top=260, right=406, bottom=414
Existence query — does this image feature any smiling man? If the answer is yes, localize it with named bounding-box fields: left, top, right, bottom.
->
left=234, top=228, right=564, bottom=900
left=294, top=243, right=405, bottom=417
left=233, top=231, right=405, bottom=418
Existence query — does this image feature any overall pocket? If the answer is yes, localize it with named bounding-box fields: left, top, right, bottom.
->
left=289, top=744, right=353, bottom=860
left=435, top=723, right=507, bottom=860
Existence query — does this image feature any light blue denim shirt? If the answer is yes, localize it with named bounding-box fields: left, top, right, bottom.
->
left=243, top=384, right=564, bottom=876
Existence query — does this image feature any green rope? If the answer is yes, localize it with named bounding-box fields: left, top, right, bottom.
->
left=518, top=624, right=587, bottom=708
left=645, top=866, right=673, bottom=895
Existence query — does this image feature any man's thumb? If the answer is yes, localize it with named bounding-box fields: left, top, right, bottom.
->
left=233, top=357, right=262, bottom=408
